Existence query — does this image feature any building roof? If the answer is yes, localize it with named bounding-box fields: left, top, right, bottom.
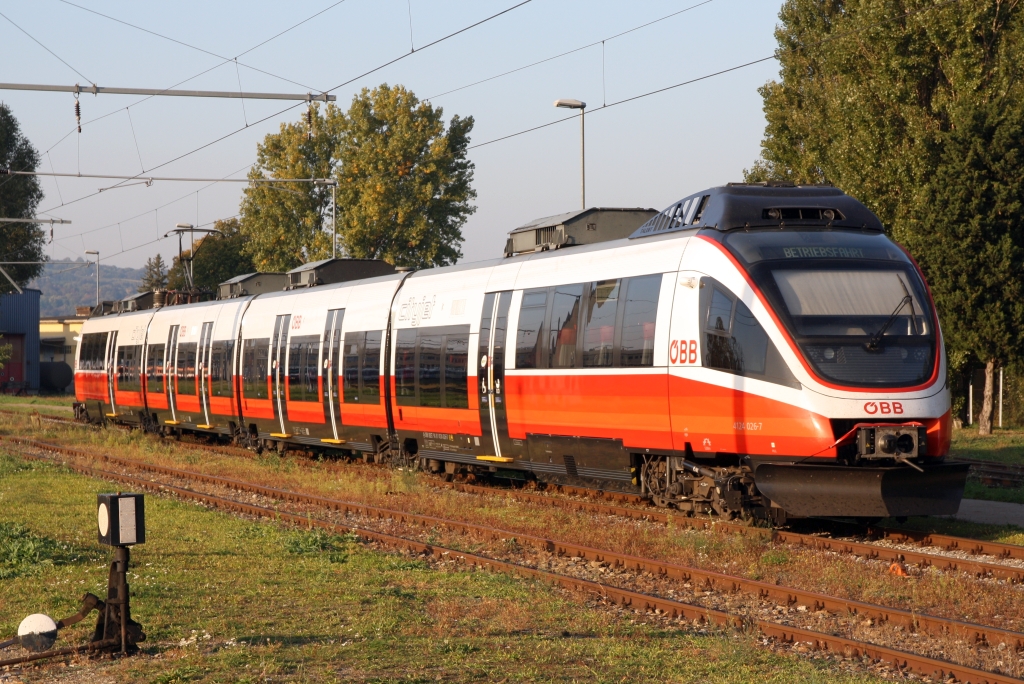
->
left=509, top=207, right=656, bottom=235
left=220, top=272, right=259, bottom=284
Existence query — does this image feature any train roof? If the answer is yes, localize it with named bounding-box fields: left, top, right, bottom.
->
left=630, top=183, right=885, bottom=240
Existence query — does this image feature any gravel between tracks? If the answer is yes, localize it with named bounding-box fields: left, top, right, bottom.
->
left=22, top=443, right=1024, bottom=681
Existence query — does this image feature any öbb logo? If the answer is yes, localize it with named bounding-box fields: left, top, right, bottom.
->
left=864, top=401, right=903, bottom=415
left=670, top=340, right=697, bottom=364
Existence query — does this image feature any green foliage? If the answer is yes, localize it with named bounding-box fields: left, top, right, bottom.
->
left=239, top=84, right=476, bottom=271
left=168, top=218, right=256, bottom=290
left=284, top=528, right=354, bottom=563
left=748, top=1, right=1024, bottom=372
left=0, top=335, right=10, bottom=373
left=139, top=253, right=169, bottom=292
left=238, top=104, right=345, bottom=271
left=0, top=103, right=45, bottom=292
left=337, top=84, right=476, bottom=268
left=0, top=522, right=77, bottom=579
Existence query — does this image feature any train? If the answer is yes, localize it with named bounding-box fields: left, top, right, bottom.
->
left=74, top=183, right=969, bottom=523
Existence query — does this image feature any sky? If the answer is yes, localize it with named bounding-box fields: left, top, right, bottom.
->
left=0, top=0, right=785, bottom=269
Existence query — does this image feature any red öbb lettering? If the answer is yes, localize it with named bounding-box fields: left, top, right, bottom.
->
left=864, top=402, right=878, bottom=414
left=893, top=401, right=903, bottom=414
left=670, top=340, right=679, bottom=364
left=689, top=340, right=697, bottom=363
left=879, top=402, right=892, bottom=414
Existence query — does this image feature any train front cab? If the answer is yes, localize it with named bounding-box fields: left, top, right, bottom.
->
left=666, top=222, right=967, bottom=519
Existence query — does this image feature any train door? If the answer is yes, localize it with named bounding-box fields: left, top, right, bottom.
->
left=165, top=325, right=179, bottom=424
left=478, top=292, right=513, bottom=459
left=105, top=330, right=118, bottom=417
left=271, top=314, right=291, bottom=436
left=197, top=322, right=214, bottom=428
left=321, top=309, right=345, bottom=443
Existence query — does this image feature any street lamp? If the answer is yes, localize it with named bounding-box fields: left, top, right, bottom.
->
left=85, top=250, right=99, bottom=307
left=315, top=179, right=339, bottom=258
left=554, top=98, right=586, bottom=210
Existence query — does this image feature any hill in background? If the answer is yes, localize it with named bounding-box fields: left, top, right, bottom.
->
left=29, top=259, right=144, bottom=317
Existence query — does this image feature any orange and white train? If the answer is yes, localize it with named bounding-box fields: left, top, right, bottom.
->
left=75, top=184, right=969, bottom=522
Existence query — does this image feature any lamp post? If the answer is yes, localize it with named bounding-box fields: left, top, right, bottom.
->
left=554, top=98, right=586, bottom=210
left=85, top=250, right=99, bottom=306
left=315, top=179, right=339, bottom=258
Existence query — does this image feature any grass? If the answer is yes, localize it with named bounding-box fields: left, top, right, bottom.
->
left=0, top=449, right=881, bottom=683
left=950, top=426, right=1024, bottom=465
left=5, top=412, right=1024, bottom=633
left=950, top=426, right=1024, bottom=504
left=0, top=392, right=75, bottom=415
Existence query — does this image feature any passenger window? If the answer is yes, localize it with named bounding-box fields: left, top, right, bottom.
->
left=516, top=289, right=547, bottom=369
left=444, top=334, right=469, bottom=408
left=146, top=344, right=165, bottom=393
left=79, top=332, right=108, bottom=370
left=395, top=326, right=471, bottom=408
left=417, top=334, right=443, bottom=407
left=620, top=275, right=661, bottom=367
left=176, top=342, right=198, bottom=395
left=242, top=338, right=270, bottom=399
left=548, top=284, right=583, bottom=368
left=287, top=335, right=320, bottom=402
left=699, top=278, right=799, bottom=388
left=395, top=329, right=417, bottom=406
left=362, top=332, right=383, bottom=402
left=116, top=345, right=142, bottom=392
left=582, top=280, right=619, bottom=367
left=343, top=333, right=363, bottom=402
left=210, top=341, right=234, bottom=398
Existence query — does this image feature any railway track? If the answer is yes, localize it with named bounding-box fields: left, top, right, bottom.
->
left=5, top=409, right=1024, bottom=578
left=962, top=458, right=1024, bottom=490
left=5, top=438, right=1023, bottom=684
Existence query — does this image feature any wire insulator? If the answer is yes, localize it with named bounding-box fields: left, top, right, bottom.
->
left=75, top=99, right=81, bottom=134
left=307, top=105, right=313, bottom=141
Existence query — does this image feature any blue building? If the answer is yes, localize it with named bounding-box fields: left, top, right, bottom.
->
left=0, top=289, right=41, bottom=393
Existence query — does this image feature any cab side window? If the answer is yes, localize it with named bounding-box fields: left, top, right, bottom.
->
left=699, top=278, right=799, bottom=388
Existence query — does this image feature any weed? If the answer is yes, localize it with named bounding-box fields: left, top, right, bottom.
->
left=388, top=559, right=428, bottom=571
left=761, top=549, right=791, bottom=566
left=0, top=452, right=32, bottom=477
left=0, top=522, right=81, bottom=578
left=436, top=639, right=478, bottom=655
left=152, top=665, right=204, bottom=683
left=284, top=528, right=353, bottom=563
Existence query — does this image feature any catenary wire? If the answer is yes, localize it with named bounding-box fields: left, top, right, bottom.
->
left=0, top=9, right=94, bottom=84
left=54, top=0, right=331, bottom=92
left=468, top=0, right=968, bottom=150
left=0, top=0, right=354, bottom=193
left=425, top=0, right=718, bottom=101
left=31, top=0, right=536, bottom=218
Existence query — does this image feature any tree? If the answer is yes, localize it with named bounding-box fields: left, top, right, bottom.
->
left=336, top=84, right=475, bottom=268
left=0, top=104, right=45, bottom=293
left=238, top=84, right=476, bottom=271
left=746, top=1, right=1024, bottom=435
left=168, top=218, right=256, bottom=290
left=238, top=105, right=345, bottom=271
left=0, top=336, right=10, bottom=373
left=139, top=254, right=169, bottom=292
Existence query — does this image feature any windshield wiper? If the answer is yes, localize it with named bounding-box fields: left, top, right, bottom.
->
left=866, top=295, right=912, bottom=351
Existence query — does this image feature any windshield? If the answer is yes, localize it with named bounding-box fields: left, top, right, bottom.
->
left=719, top=230, right=937, bottom=388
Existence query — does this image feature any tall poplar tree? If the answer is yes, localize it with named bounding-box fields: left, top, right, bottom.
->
left=746, top=0, right=1024, bottom=434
